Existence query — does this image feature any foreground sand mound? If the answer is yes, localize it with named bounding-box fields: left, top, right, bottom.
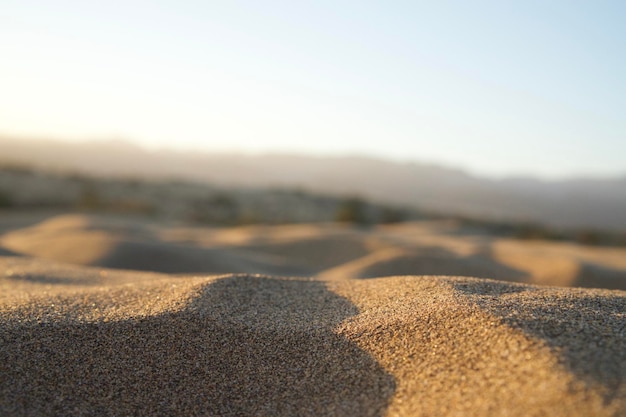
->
left=1, top=258, right=624, bottom=416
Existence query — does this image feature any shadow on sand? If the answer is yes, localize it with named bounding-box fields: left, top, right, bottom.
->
left=573, top=262, right=626, bottom=291
left=452, top=280, right=626, bottom=404
left=0, top=246, right=23, bottom=257
left=356, top=246, right=530, bottom=282
left=0, top=276, right=396, bottom=416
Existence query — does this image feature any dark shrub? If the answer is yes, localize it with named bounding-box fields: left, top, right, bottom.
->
left=336, top=197, right=369, bottom=225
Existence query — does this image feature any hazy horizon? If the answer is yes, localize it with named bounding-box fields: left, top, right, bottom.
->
left=2, top=1, right=625, bottom=179
left=3, top=134, right=626, bottom=182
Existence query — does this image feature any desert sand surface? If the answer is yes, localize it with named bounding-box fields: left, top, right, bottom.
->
left=1, top=213, right=625, bottom=416
left=2, top=212, right=626, bottom=289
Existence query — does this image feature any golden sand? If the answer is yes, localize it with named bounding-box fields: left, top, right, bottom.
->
left=1, top=214, right=625, bottom=415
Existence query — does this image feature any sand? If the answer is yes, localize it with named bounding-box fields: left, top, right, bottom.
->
left=2, top=213, right=626, bottom=289
left=1, top=213, right=625, bottom=416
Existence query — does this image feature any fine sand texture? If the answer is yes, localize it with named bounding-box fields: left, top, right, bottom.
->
left=1, top=213, right=625, bottom=416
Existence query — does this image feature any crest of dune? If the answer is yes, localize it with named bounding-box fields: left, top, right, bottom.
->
left=1, top=213, right=626, bottom=415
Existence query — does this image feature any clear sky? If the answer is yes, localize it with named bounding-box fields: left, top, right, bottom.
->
left=1, top=0, right=625, bottom=178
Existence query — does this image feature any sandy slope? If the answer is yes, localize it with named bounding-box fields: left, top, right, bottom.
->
left=0, top=214, right=625, bottom=415
left=0, top=257, right=624, bottom=416
left=2, top=213, right=625, bottom=290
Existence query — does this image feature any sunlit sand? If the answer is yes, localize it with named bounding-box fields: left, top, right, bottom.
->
left=1, top=213, right=625, bottom=416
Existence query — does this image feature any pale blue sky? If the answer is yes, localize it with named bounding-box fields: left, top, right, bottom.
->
left=1, top=0, right=625, bottom=178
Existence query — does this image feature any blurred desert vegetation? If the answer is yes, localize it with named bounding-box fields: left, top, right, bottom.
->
left=1, top=162, right=624, bottom=247
left=0, top=162, right=418, bottom=225
left=2, top=137, right=626, bottom=231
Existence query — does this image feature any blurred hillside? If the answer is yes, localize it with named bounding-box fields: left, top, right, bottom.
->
left=1, top=136, right=626, bottom=231
left=1, top=162, right=624, bottom=247
left=0, top=163, right=418, bottom=226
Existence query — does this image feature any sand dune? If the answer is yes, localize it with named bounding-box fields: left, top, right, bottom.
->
left=1, top=258, right=624, bottom=416
left=0, top=215, right=311, bottom=276
left=1, top=214, right=626, bottom=415
left=317, top=247, right=528, bottom=281
left=2, top=213, right=625, bottom=290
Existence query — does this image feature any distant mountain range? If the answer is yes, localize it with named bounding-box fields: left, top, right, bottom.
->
left=2, top=136, right=625, bottom=230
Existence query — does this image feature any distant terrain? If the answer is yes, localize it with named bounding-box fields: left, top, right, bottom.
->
left=1, top=136, right=626, bottom=231
left=0, top=163, right=420, bottom=226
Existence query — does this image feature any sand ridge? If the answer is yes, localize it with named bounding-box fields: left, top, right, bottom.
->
left=2, top=213, right=626, bottom=290
left=1, top=214, right=626, bottom=415
left=1, top=269, right=396, bottom=416
left=1, top=264, right=625, bottom=416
